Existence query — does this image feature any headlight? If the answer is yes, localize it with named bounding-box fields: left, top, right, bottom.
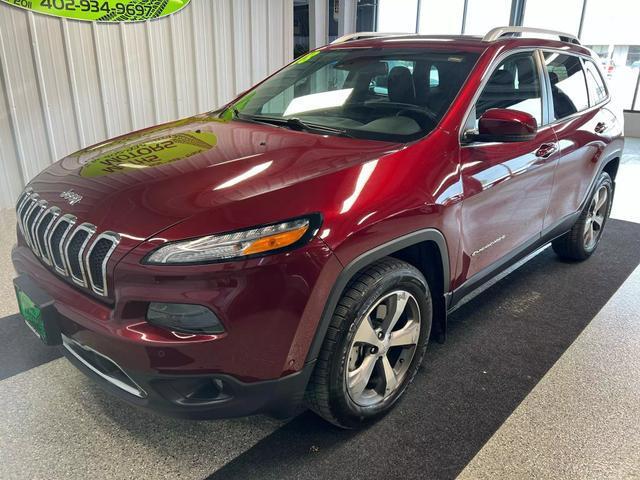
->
left=144, top=215, right=321, bottom=265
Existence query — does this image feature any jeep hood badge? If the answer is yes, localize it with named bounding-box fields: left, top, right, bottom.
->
left=60, top=189, right=83, bottom=205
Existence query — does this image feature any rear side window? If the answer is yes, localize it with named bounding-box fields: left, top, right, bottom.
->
left=429, top=65, right=439, bottom=87
left=583, top=59, right=608, bottom=105
left=475, top=52, right=542, bottom=126
left=543, top=53, right=589, bottom=120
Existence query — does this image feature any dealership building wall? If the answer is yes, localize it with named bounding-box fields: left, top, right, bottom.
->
left=0, top=0, right=294, bottom=209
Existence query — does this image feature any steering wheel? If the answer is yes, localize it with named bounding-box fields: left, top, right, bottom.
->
left=394, top=105, right=438, bottom=124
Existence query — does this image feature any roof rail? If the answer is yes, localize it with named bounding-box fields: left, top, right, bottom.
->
left=483, top=26, right=581, bottom=45
left=330, top=31, right=412, bottom=45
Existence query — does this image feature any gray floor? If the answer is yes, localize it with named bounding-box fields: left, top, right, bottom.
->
left=458, top=265, right=640, bottom=480
left=0, top=139, right=639, bottom=479
left=0, top=361, right=283, bottom=479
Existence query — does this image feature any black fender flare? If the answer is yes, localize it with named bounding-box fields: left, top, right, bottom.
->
left=578, top=149, right=622, bottom=213
left=304, top=228, right=450, bottom=364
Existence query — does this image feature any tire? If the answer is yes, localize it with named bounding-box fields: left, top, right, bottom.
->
left=305, top=257, right=432, bottom=429
left=552, top=171, right=613, bottom=261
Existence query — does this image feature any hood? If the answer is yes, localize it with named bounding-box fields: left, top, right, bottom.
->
left=27, top=113, right=399, bottom=241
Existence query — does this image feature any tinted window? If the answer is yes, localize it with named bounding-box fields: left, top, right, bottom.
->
left=475, top=52, right=542, bottom=125
left=229, top=49, right=479, bottom=142
left=429, top=65, right=439, bottom=87
left=584, top=59, right=608, bottom=105
left=543, top=53, right=589, bottom=120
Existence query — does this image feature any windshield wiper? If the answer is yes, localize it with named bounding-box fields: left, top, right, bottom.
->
left=237, top=114, right=352, bottom=137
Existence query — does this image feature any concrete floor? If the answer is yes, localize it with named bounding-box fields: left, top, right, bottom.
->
left=0, top=138, right=639, bottom=479
left=458, top=265, right=640, bottom=479
left=0, top=208, right=16, bottom=318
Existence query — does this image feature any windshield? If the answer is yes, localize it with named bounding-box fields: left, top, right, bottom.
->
left=225, top=48, right=479, bottom=142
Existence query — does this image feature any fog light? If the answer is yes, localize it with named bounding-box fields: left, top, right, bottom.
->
left=147, top=303, right=225, bottom=334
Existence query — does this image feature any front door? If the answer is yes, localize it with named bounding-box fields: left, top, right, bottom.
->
left=458, top=51, right=559, bottom=282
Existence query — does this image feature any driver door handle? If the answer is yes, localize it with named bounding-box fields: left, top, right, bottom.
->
left=535, top=143, right=557, bottom=159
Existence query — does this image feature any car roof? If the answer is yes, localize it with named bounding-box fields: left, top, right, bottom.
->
left=326, top=33, right=593, bottom=57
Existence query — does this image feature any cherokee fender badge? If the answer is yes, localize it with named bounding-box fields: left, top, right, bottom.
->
left=472, top=234, right=506, bottom=257
left=60, top=189, right=83, bottom=205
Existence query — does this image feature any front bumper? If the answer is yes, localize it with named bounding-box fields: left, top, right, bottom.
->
left=62, top=331, right=315, bottom=418
left=12, top=237, right=341, bottom=418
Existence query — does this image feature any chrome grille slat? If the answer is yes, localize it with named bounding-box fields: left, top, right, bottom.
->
left=49, top=214, right=77, bottom=276
left=64, top=223, right=96, bottom=288
left=28, top=200, right=49, bottom=257
left=22, top=196, right=42, bottom=249
left=16, top=189, right=120, bottom=298
left=35, top=206, right=61, bottom=265
left=16, top=188, right=33, bottom=237
left=85, top=232, right=120, bottom=296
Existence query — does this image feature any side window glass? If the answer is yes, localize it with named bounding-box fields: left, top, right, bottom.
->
left=429, top=65, right=439, bottom=87
left=584, top=60, right=608, bottom=105
left=475, top=52, right=542, bottom=126
left=543, top=53, right=589, bottom=120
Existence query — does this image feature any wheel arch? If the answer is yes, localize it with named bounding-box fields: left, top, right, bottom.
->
left=602, top=156, right=620, bottom=181
left=305, top=229, right=450, bottom=365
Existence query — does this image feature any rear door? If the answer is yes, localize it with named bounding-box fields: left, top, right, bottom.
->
left=542, top=52, right=613, bottom=225
left=458, top=50, right=559, bottom=280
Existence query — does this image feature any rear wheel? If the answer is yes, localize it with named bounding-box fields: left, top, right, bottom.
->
left=305, top=257, right=432, bottom=428
left=552, top=172, right=613, bottom=261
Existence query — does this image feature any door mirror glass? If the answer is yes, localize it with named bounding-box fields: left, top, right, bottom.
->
left=466, top=108, right=538, bottom=143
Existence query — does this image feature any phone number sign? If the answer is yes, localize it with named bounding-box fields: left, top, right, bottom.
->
left=2, top=0, right=190, bottom=22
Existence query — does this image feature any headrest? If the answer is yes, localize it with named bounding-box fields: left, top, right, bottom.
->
left=516, top=58, right=535, bottom=85
left=388, top=66, right=416, bottom=104
left=488, top=69, right=515, bottom=87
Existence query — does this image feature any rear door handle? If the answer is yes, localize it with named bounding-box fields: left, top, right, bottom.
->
left=595, top=122, right=608, bottom=134
left=535, top=143, right=557, bottom=159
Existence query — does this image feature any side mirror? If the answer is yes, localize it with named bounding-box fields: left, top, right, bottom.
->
left=464, top=108, right=538, bottom=143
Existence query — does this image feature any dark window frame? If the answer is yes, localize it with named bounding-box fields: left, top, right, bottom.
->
left=540, top=50, right=597, bottom=123
left=462, top=48, right=550, bottom=135
left=582, top=58, right=609, bottom=107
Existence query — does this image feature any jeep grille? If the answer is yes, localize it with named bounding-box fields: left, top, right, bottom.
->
left=16, top=188, right=120, bottom=297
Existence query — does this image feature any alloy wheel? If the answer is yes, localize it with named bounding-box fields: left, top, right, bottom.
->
left=584, top=185, right=609, bottom=250
left=346, top=290, right=421, bottom=407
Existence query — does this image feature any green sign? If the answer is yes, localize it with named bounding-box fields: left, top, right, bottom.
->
left=80, top=130, right=217, bottom=177
left=2, top=0, right=190, bottom=22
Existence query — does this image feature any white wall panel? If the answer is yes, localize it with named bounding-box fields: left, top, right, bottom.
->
left=0, top=0, right=294, bottom=208
left=250, top=0, right=269, bottom=85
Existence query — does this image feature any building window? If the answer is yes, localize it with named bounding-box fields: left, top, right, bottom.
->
left=376, top=0, right=418, bottom=33
left=418, top=0, right=465, bottom=35
left=580, top=0, right=640, bottom=111
left=463, top=0, right=510, bottom=35
left=523, top=0, right=583, bottom=36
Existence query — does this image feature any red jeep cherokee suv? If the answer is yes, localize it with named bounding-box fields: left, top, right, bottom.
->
left=12, top=27, right=623, bottom=428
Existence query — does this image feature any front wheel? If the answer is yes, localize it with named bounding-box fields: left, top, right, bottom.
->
left=305, top=257, right=432, bottom=429
left=552, top=171, right=613, bottom=261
